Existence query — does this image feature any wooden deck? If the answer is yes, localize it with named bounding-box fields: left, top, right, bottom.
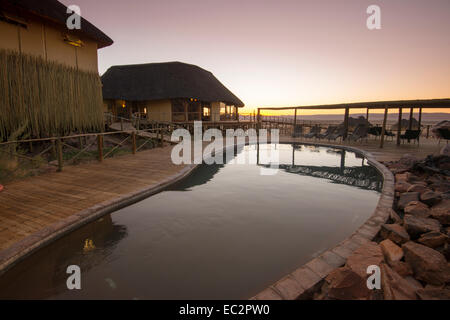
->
left=0, top=145, right=185, bottom=252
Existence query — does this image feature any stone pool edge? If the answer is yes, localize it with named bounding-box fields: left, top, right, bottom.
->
left=251, top=141, right=395, bottom=300
left=0, top=163, right=199, bottom=276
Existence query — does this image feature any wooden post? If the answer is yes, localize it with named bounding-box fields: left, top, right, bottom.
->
left=29, top=141, right=33, bottom=153
left=132, top=131, right=137, bottom=154
left=257, top=108, right=261, bottom=132
left=120, top=118, right=124, bottom=131
left=97, top=135, right=104, bottom=162
left=380, top=107, right=388, bottom=148
left=418, top=107, right=422, bottom=128
left=51, top=139, right=56, bottom=159
left=343, top=107, right=350, bottom=140
left=396, top=108, right=402, bottom=146
left=57, top=138, right=63, bottom=172
left=408, top=107, right=414, bottom=130
left=426, top=125, right=430, bottom=139
left=366, top=108, right=369, bottom=123
left=294, top=108, right=298, bottom=136
left=159, top=127, right=164, bottom=147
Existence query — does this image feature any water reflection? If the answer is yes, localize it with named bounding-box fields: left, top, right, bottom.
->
left=0, top=215, right=128, bottom=299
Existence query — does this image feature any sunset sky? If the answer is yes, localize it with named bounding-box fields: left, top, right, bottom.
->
left=62, top=0, right=450, bottom=115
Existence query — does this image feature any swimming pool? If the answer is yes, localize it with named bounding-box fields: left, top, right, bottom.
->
left=0, top=143, right=382, bottom=299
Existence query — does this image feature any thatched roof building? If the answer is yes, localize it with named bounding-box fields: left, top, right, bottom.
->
left=102, top=62, right=244, bottom=123
left=0, top=0, right=113, bottom=139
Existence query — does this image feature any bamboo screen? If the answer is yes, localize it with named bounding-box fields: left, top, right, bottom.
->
left=0, top=49, right=104, bottom=140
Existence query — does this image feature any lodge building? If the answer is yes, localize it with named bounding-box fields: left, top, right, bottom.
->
left=101, top=62, right=245, bottom=123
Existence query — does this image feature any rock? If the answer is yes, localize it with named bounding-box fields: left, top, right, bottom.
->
left=346, top=242, right=384, bottom=279
left=418, top=231, right=449, bottom=248
left=403, top=215, right=441, bottom=239
left=389, top=209, right=402, bottom=224
left=440, top=144, right=450, bottom=156
left=398, top=192, right=420, bottom=210
left=429, top=181, right=450, bottom=193
left=389, top=261, right=413, bottom=277
left=420, top=191, right=442, bottom=206
left=395, top=173, right=410, bottom=182
left=395, top=181, right=412, bottom=193
left=429, top=199, right=450, bottom=225
left=380, top=239, right=403, bottom=264
left=404, top=276, right=423, bottom=291
left=407, top=184, right=430, bottom=194
left=381, top=263, right=418, bottom=300
left=398, top=155, right=419, bottom=170
left=417, top=288, right=450, bottom=300
left=402, top=241, right=450, bottom=285
left=404, top=201, right=430, bottom=218
left=380, top=224, right=410, bottom=245
left=325, top=267, right=372, bottom=300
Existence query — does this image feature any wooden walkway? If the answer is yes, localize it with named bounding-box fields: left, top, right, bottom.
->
left=0, top=145, right=185, bottom=253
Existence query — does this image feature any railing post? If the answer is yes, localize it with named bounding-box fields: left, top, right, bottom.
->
left=97, top=135, right=104, bottom=162
left=57, top=138, right=63, bottom=172
left=132, top=131, right=137, bottom=154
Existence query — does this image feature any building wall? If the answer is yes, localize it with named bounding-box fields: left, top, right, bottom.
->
left=146, top=100, right=172, bottom=122
left=0, top=16, right=99, bottom=72
left=211, top=102, right=225, bottom=122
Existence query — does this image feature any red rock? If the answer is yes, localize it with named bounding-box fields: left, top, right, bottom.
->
left=395, top=173, right=409, bottom=182
left=418, top=231, right=449, bottom=248
left=381, top=263, right=418, bottom=300
left=402, top=241, right=450, bottom=285
left=404, top=201, right=430, bottom=218
left=416, top=288, right=450, bottom=300
left=389, top=209, right=402, bottom=224
left=407, top=184, right=430, bottom=194
left=389, top=261, right=413, bottom=277
left=395, top=181, right=412, bottom=193
left=380, top=224, right=410, bottom=245
left=380, top=239, right=403, bottom=264
left=325, top=267, right=371, bottom=300
left=398, top=192, right=420, bottom=210
left=420, top=191, right=443, bottom=207
left=403, top=215, right=441, bottom=239
left=404, top=276, right=423, bottom=291
left=346, top=242, right=384, bottom=279
left=429, top=199, right=450, bottom=225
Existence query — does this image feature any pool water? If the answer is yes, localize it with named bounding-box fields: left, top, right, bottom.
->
left=0, top=144, right=382, bottom=299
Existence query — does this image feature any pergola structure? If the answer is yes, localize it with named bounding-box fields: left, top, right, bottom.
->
left=257, top=99, right=450, bottom=148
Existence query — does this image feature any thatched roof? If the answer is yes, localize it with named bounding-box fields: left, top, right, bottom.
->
left=101, top=62, right=245, bottom=107
left=0, top=0, right=113, bottom=48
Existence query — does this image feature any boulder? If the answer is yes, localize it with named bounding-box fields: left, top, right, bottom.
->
left=389, top=209, right=402, bottom=224
left=404, top=201, right=430, bottom=218
left=325, top=267, right=372, bottom=300
left=406, top=184, right=430, bottom=194
left=402, top=241, right=450, bottom=285
left=416, top=288, right=450, bottom=300
left=346, top=242, right=384, bottom=279
left=403, top=215, right=441, bottom=239
left=397, top=192, right=420, bottom=210
left=380, top=239, right=403, bottom=264
left=381, top=263, right=418, bottom=300
left=429, top=199, right=450, bottom=225
left=380, top=224, right=410, bottom=245
left=395, top=173, right=410, bottom=182
left=404, top=276, right=423, bottom=291
left=389, top=261, right=413, bottom=277
left=420, top=191, right=442, bottom=207
left=395, top=181, right=412, bottom=193
left=418, top=231, right=449, bottom=248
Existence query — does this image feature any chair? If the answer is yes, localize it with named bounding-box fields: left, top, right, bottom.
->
left=317, top=126, right=337, bottom=140
left=437, top=128, right=450, bottom=144
left=368, top=126, right=382, bottom=138
left=304, top=126, right=321, bottom=139
left=327, top=126, right=345, bottom=141
left=348, top=125, right=369, bottom=142
left=292, top=124, right=303, bottom=138
left=400, top=130, right=421, bottom=144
